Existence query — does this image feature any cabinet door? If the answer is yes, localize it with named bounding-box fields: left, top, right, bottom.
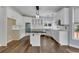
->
left=30, top=33, right=40, bottom=46
left=59, top=31, right=68, bottom=45
left=57, top=8, right=69, bottom=25
left=32, top=19, right=43, bottom=29
left=57, top=8, right=64, bottom=25
left=34, top=17, right=43, bottom=24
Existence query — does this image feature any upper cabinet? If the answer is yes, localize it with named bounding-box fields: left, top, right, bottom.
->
left=74, top=8, right=79, bottom=22
left=43, top=19, right=53, bottom=29
left=56, top=8, right=69, bottom=25
left=31, top=18, right=43, bottom=29
left=42, top=17, right=54, bottom=29
left=32, top=18, right=42, bottom=25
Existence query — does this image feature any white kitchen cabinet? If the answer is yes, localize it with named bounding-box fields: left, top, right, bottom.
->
left=32, top=18, right=43, bottom=29
left=42, top=18, right=53, bottom=29
left=59, top=31, right=68, bottom=45
left=55, top=8, right=69, bottom=45
left=30, top=33, right=41, bottom=46
left=74, top=8, right=79, bottom=22
left=57, top=8, right=69, bottom=25
left=32, top=18, right=42, bottom=25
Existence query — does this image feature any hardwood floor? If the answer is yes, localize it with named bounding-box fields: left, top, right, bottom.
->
left=0, top=36, right=30, bottom=53
left=40, top=36, right=58, bottom=53
left=26, top=46, right=40, bottom=53
left=0, top=35, right=79, bottom=53
left=40, top=35, right=68, bottom=53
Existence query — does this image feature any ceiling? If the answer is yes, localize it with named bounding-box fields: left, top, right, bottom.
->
left=11, top=6, right=67, bottom=17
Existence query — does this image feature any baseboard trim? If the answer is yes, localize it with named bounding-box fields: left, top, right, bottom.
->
left=69, top=44, right=79, bottom=49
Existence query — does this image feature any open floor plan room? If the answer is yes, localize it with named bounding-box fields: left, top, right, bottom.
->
left=1, top=6, right=79, bottom=53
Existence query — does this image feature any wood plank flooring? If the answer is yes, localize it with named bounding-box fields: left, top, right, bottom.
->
left=0, top=36, right=30, bottom=53
left=0, top=35, right=79, bottom=53
left=40, top=35, right=68, bottom=53
left=26, top=46, right=40, bottom=53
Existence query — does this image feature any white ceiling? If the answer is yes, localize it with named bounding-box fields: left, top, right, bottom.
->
left=11, top=6, right=67, bottom=17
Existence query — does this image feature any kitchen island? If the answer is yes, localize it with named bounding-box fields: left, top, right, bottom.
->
left=28, top=31, right=46, bottom=46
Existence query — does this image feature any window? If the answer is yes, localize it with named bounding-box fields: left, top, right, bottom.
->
left=72, top=8, right=79, bottom=40
left=44, top=23, right=47, bottom=26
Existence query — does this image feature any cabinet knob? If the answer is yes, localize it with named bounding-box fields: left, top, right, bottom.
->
left=33, top=34, right=34, bottom=36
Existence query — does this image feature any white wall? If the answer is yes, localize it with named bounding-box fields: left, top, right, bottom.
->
left=7, top=7, right=33, bottom=39
left=7, top=7, right=25, bottom=39
left=0, top=7, right=7, bottom=46
left=24, top=17, right=32, bottom=36
left=7, top=7, right=23, bottom=25
left=0, top=7, right=32, bottom=46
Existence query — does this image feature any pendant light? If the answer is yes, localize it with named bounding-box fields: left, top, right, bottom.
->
left=36, top=6, right=39, bottom=19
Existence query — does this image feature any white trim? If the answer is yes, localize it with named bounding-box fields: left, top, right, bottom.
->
left=7, top=39, right=12, bottom=43
left=70, top=44, right=79, bottom=49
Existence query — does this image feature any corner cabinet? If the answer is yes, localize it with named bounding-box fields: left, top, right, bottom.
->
left=57, top=8, right=69, bottom=25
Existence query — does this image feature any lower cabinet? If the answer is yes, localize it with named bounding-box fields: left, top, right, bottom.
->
left=30, top=33, right=41, bottom=46
left=59, top=31, right=68, bottom=45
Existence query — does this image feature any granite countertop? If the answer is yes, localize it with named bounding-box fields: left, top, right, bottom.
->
left=26, top=31, right=46, bottom=33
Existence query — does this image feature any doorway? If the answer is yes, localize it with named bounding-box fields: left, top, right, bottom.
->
left=25, top=23, right=31, bottom=32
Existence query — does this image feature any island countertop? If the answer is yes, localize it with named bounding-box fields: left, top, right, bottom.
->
left=26, top=31, right=46, bottom=33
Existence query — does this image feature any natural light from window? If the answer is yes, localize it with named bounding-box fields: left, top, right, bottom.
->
left=72, top=8, right=79, bottom=40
